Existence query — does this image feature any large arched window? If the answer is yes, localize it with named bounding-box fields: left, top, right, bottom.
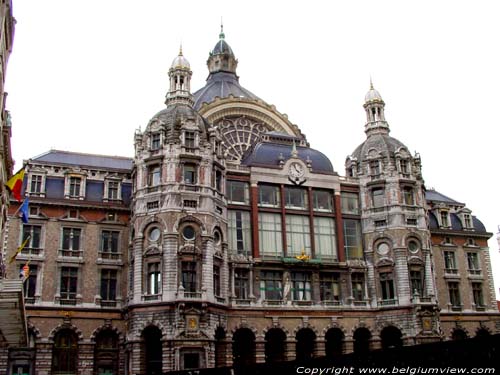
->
left=325, top=328, right=344, bottom=358
left=52, top=329, right=78, bottom=374
left=380, top=326, right=402, bottom=350
left=232, top=328, right=255, bottom=367
left=142, top=326, right=162, bottom=375
left=353, top=328, right=371, bottom=356
left=265, top=328, right=286, bottom=363
left=94, top=330, right=119, bottom=375
left=296, top=328, right=316, bottom=362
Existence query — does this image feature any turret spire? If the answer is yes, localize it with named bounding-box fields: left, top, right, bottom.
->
left=166, top=48, right=194, bottom=107
left=363, top=80, right=389, bottom=136
left=207, top=25, right=238, bottom=75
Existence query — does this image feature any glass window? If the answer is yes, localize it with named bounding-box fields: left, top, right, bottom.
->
left=60, top=267, right=78, bottom=301
left=343, top=220, right=363, bottom=259
left=467, top=252, right=481, bottom=274
left=440, top=211, right=450, bottom=227
left=228, top=211, right=252, bottom=255
left=101, top=230, right=119, bottom=253
left=234, top=269, right=249, bottom=300
left=182, top=225, right=196, bottom=240
left=370, top=160, right=380, bottom=177
left=185, top=131, right=196, bottom=148
left=22, top=225, right=42, bottom=250
left=258, top=184, right=280, bottom=207
left=62, top=228, right=82, bottom=256
left=464, top=214, right=472, bottom=228
left=258, top=213, right=283, bottom=257
left=226, top=180, right=249, bottom=205
left=472, top=283, right=484, bottom=307
left=101, top=269, right=117, bottom=301
left=147, top=263, right=161, bottom=295
left=410, top=269, right=423, bottom=296
left=30, top=174, right=43, bottom=194
left=400, top=159, right=409, bottom=175
left=351, top=273, right=365, bottom=301
left=22, top=264, right=38, bottom=299
left=107, top=181, right=120, bottom=200
left=371, top=187, right=385, bottom=208
left=379, top=272, right=395, bottom=300
left=341, top=192, right=359, bottom=214
left=151, top=133, right=161, bottom=150
left=286, top=215, right=311, bottom=257
left=312, top=190, right=333, bottom=212
left=183, top=164, right=197, bottom=184
left=285, top=186, right=308, bottom=210
left=448, top=282, right=461, bottom=307
left=320, top=273, right=341, bottom=302
left=260, top=271, right=282, bottom=300
left=52, top=330, right=78, bottom=374
left=291, top=272, right=311, bottom=301
left=213, top=265, right=221, bottom=297
left=181, top=261, right=197, bottom=293
left=314, top=217, right=337, bottom=260
left=69, top=176, right=81, bottom=197
left=148, top=165, right=161, bottom=186
left=444, top=251, right=457, bottom=273
left=402, top=187, right=415, bottom=205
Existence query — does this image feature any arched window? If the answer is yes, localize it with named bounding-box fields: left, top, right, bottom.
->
left=265, top=328, right=286, bottom=363
left=52, top=329, right=78, bottom=374
left=142, top=326, right=162, bottom=375
left=353, top=328, right=371, bottom=355
left=380, top=326, right=403, bottom=350
left=325, top=328, right=344, bottom=357
left=232, top=328, right=255, bottom=367
left=296, top=328, right=316, bottom=362
left=95, top=330, right=119, bottom=375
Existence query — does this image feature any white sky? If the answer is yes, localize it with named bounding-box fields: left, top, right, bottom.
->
left=5, top=1, right=500, bottom=297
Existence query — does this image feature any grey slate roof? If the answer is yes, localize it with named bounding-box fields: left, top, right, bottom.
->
left=32, top=150, right=133, bottom=171
left=193, top=72, right=260, bottom=110
left=425, top=189, right=464, bottom=205
left=351, top=133, right=407, bottom=161
left=242, top=141, right=334, bottom=174
left=212, top=38, right=233, bottom=55
left=428, top=211, right=487, bottom=233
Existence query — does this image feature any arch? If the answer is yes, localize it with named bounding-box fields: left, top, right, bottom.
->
left=380, top=326, right=403, bottom=350
left=265, top=328, right=286, bottom=363
left=136, top=217, right=167, bottom=236
left=325, top=328, right=344, bottom=358
left=475, top=327, right=491, bottom=338
left=48, top=322, right=83, bottom=342
left=91, top=323, right=124, bottom=343
left=175, top=215, right=207, bottom=234
left=52, top=328, right=79, bottom=374
left=232, top=328, right=256, bottom=367
left=296, top=328, right=316, bottom=362
left=214, top=326, right=226, bottom=368
left=353, top=327, right=372, bottom=355
left=142, top=325, right=163, bottom=375
left=451, top=328, right=468, bottom=341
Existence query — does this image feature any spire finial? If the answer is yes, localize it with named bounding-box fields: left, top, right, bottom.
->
left=370, top=76, right=374, bottom=90
left=219, top=17, right=225, bottom=39
left=179, top=42, right=183, bottom=56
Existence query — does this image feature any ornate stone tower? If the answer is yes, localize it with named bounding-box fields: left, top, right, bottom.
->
left=346, top=83, right=440, bottom=340
left=128, top=49, right=228, bottom=372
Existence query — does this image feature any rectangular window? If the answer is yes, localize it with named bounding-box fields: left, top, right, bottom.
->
left=185, top=131, right=196, bottom=148
left=291, top=272, right=311, bottom=301
left=464, top=214, right=472, bottom=228
left=148, top=165, right=161, bottom=186
left=351, top=273, right=365, bottom=301
left=258, top=213, right=283, bottom=257
left=410, top=269, right=424, bottom=296
left=370, top=160, right=380, bottom=177
left=260, top=271, right=282, bottom=300
left=183, top=164, right=197, bottom=184
left=285, top=186, right=308, bottom=210
left=151, top=133, right=161, bottom=150
left=314, top=217, right=337, bottom=260
left=341, top=192, right=359, bottom=214
left=343, top=219, right=363, bottom=259
left=69, top=176, right=81, bottom=197
left=30, top=174, right=43, bottom=194
left=440, top=211, right=450, bottom=227
left=402, top=187, right=415, bottom=205
left=444, top=251, right=457, bottom=273
left=60, top=267, right=78, bottom=302
left=100, top=269, right=117, bottom=301
left=286, top=215, right=311, bottom=257
left=147, top=263, right=161, bottom=295
left=226, top=180, right=250, bottom=205
left=400, top=159, right=409, bottom=175
left=181, top=261, right=197, bottom=293
left=312, top=190, right=333, bottom=212
left=228, top=211, right=252, bottom=255
left=320, top=273, right=341, bottom=302
left=22, top=264, right=38, bottom=300
left=107, top=181, right=120, bottom=200
left=371, top=187, right=385, bottom=208
left=467, top=252, right=481, bottom=274
left=213, top=265, right=221, bottom=297
left=448, top=282, right=461, bottom=307
left=258, top=184, right=280, bottom=207
left=379, top=272, right=395, bottom=301
left=101, top=230, right=120, bottom=254
left=472, top=283, right=484, bottom=307
left=22, top=225, right=42, bottom=252
left=234, top=269, right=249, bottom=300
left=61, top=228, right=82, bottom=256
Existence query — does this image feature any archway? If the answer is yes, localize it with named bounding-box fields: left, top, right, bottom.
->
left=325, top=328, right=344, bottom=358
left=380, top=326, right=403, bottom=350
left=214, top=327, right=226, bottom=368
left=451, top=328, right=467, bottom=341
left=475, top=328, right=490, bottom=339
left=94, top=329, right=119, bottom=375
left=353, top=328, right=371, bottom=355
left=52, top=329, right=79, bottom=374
left=296, top=328, right=316, bottom=362
left=142, top=326, right=162, bottom=375
left=265, top=328, right=286, bottom=363
left=232, top=328, right=255, bottom=367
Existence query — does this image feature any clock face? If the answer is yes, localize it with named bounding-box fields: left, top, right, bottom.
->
left=288, top=162, right=305, bottom=178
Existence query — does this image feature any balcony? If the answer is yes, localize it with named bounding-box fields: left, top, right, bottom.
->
left=379, top=299, right=397, bottom=306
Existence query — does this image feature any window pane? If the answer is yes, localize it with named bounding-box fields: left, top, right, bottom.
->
left=258, top=185, right=280, bottom=207
left=285, top=187, right=308, bottom=209
left=260, top=271, right=282, bottom=300
left=343, top=220, right=362, bottom=259
left=341, top=192, right=359, bottom=214
left=258, top=213, right=283, bottom=257
left=314, top=217, right=337, bottom=260
left=285, top=215, right=311, bottom=256
left=228, top=211, right=252, bottom=255
left=371, top=188, right=384, bottom=207
left=313, top=190, right=333, bottom=212
left=226, top=181, right=249, bottom=204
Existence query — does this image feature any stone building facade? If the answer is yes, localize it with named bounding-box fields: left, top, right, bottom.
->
left=3, top=29, right=499, bottom=374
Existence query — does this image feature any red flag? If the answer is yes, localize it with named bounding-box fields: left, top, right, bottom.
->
left=5, top=168, right=25, bottom=202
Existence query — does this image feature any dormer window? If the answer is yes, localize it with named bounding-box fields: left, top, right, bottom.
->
left=185, top=131, right=196, bottom=149
left=65, top=175, right=85, bottom=199
left=463, top=214, right=472, bottom=229
left=29, top=174, right=45, bottom=195
left=370, top=160, right=381, bottom=178
left=151, top=133, right=161, bottom=150
left=399, top=159, right=410, bottom=176
left=440, top=211, right=450, bottom=227
left=105, top=180, right=121, bottom=201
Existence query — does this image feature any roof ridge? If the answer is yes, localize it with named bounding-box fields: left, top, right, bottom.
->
left=33, top=149, right=132, bottom=161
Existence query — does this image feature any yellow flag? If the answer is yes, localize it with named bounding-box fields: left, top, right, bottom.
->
left=9, top=235, right=30, bottom=264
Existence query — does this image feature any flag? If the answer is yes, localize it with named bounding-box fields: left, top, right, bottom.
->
left=9, top=235, right=31, bottom=264
left=19, top=197, right=29, bottom=223
left=5, top=167, right=26, bottom=202
left=19, top=262, right=30, bottom=282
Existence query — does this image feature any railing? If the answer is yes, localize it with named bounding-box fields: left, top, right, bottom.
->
left=184, top=291, right=202, bottom=299
left=101, top=300, right=117, bottom=307
left=59, top=249, right=83, bottom=258
left=215, top=296, right=226, bottom=304
left=21, top=247, right=42, bottom=256
left=60, top=298, right=77, bottom=306
left=379, top=299, right=397, bottom=306
left=144, top=294, right=160, bottom=301
left=468, top=269, right=482, bottom=275
left=233, top=299, right=251, bottom=306
left=445, top=268, right=458, bottom=274
left=99, top=251, right=121, bottom=260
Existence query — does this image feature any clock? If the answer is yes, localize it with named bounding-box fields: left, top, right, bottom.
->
left=288, top=162, right=305, bottom=179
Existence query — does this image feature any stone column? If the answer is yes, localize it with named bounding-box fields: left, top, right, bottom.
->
left=394, top=248, right=411, bottom=305
left=334, top=192, right=346, bottom=262
left=255, top=339, right=265, bottom=364
left=133, top=237, right=143, bottom=304
left=77, top=342, right=94, bottom=375
left=203, top=237, right=215, bottom=300
left=285, top=339, right=296, bottom=361
left=365, top=255, right=377, bottom=307
left=424, top=250, right=435, bottom=298
left=163, top=234, right=178, bottom=300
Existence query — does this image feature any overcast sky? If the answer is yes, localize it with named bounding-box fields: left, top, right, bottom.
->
left=5, top=1, right=500, bottom=296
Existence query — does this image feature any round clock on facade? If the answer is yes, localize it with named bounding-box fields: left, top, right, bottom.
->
left=288, top=162, right=305, bottom=179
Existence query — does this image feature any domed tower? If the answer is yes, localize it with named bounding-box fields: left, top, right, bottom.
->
left=129, top=49, right=228, bottom=371
left=193, top=27, right=305, bottom=164
left=346, top=83, right=439, bottom=336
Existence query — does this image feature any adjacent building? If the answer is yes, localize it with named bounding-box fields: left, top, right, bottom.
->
left=3, top=29, right=499, bottom=374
